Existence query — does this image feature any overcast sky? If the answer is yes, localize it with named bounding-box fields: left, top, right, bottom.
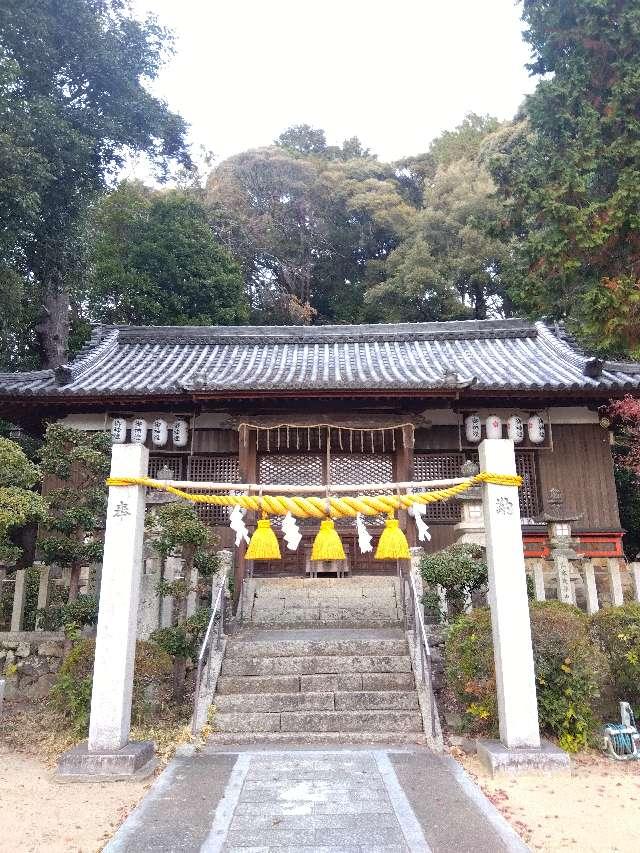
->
left=131, top=0, right=537, bottom=167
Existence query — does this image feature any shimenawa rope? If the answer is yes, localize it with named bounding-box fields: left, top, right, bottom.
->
left=105, top=472, right=522, bottom=519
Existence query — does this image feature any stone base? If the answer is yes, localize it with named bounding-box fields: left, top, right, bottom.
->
left=476, top=738, right=570, bottom=777
left=56, top=740, right=156, bottom=782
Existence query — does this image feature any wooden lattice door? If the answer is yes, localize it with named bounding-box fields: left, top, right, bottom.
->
left=254, top=450, right=396, bottom=576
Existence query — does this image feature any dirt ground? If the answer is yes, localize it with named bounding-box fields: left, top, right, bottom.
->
left=0, top=700, right=192, bottom=853
left=458, top=748, right=640, bottom=853
left=0, top=744, right=149, bottom=853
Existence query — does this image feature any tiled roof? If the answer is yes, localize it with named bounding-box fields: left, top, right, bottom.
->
left=1, top=319, right=639, bottom=399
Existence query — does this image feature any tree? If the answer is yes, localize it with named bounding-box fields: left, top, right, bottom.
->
left=0, top=438, right=48, bottom=566
left=276, top=124, right=371, bottom=161
left=147, top=502, right=219, bottom=700
left=206, top=140, right=413, bottom=324
left=489, top=0, right=640, bottom=355
left=80, top=182, right=248, bottom=328
left=0, top=0, right=189, bottom=368
left=366, top=116, right=512, bottom=321
left=606, top=396, right=640, bottom=558
left=37, top=424, right=110, bottom=601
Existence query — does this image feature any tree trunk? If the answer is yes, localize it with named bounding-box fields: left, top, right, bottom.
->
left=68, top=561, right=82, bottom=602
left=37, top=288, right=70, bottom=368
left=172, top=656, right=187, bottom=701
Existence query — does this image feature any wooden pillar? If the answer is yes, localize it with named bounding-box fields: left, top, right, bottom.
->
left=236, top=427, right=257, bottom=607
left=393, top=427, right=414, bottom=545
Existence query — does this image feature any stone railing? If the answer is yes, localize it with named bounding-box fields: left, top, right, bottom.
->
left=525, top=556, right=640, bottom=613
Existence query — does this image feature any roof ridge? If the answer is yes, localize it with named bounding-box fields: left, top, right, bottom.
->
left=109, top=318, right=536, bottom=338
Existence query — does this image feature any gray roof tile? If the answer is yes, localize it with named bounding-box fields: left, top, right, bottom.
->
left=1, top=319, right=639, bottom=399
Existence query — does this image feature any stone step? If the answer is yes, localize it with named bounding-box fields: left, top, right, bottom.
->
left=216, top=671, right=416, bottom=695
left=215, top=691, right=335, bottom=713
left=206, top=731, right=427, bottom=746
left=334, top=690, right=418, bottom=711
left=221, top=654, right=412, bottom=677
left=224, top=638, right=408, bottom=658
left=214, top=709, right=423, bottom=733
left=250, top=606, right=399, bottom=619
left=215, top=690, right=418, bottom=713
left=249, top=618, right=403, bottom=630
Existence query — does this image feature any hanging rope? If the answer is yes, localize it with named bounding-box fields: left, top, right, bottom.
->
left=106, top=472, right=522, bottom=519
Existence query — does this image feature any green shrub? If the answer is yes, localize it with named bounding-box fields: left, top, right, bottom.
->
left=530, top=602, right=602, bottom=753
left=444, top=607, right=497, bottom=733
left=420, top=543, right=487, bottom=621
left=590, top=603, right=640, bottom=716
left=51, top=639, right=173, bottom=733
left=150, top=607, right=213, bottom=661
left=444, top=601, right=603, bottom=751
left=36, top=593, right=99, bottom=632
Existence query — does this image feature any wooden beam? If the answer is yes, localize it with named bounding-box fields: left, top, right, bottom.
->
left=236, top=427, right=257, bottom=608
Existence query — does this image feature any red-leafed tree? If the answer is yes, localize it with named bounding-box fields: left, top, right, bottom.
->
left=608, top=396, right=640, bottom=558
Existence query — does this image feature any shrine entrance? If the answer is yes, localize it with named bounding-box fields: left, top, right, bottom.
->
left=244, top=421, right=411, bottom=578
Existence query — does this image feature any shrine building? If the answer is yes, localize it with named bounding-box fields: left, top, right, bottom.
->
left=1, top=318, right=639, bottom=594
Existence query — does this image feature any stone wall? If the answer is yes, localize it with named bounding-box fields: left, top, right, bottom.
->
left=1, top=631, right=66, bottom=700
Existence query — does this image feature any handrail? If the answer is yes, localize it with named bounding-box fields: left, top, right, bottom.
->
left=407, top=571, right=438, bottom=739
left=191, top=566, right=229, bottom=735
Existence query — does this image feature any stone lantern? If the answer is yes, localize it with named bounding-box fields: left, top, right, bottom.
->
left=454, top=459, right=486, bottom=547
left=538, top=488, right=582, bottom=604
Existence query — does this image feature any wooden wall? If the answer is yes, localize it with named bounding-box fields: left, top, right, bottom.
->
left=537, top=423, right=620, bottom=530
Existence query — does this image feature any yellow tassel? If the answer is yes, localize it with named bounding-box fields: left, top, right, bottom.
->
left=311, top=519, right=346, bottom=561
left=375, top=515, right=411, bottom=560
left=245, top=518, right=281, bottom=560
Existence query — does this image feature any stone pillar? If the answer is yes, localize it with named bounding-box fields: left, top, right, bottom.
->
left=215, top=549, right=233, bottom=602
left=0, top=568, right=6, bottom=628
left=10, top=569, right=26, bottom=633
left=582, top=559, right=600, bottom=615
left=409, top=546, right=424, bottom=594
left=186, top=567, right=199, bottom=617
left=161, top=553, right=181, bottom=627
left=630, top=562, right=640, bottom=603
left=35, top=566, right=51, bottom=630
left=87, top=562, right=102, bottom=597
left=553, top=552, right=575, bottom=604
left=530, top=559, right=546, bottom=601
left=87, top=444, right=148, bottom=753
left=479, top=439, right=540, bottom=749
left=454, top=460, right=486, bottom=546
left=607, top=558, right=624, bottom=606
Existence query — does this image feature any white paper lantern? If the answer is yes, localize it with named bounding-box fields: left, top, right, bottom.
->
left=131, top=417, right=148, bottom=444
left=111, top=417, right=127, bottom=444
left=485, top=414, right=502, bottom=440
left=172, top=419, right=189, bottom=447
left=464, top=414, right=482, bottom=443
left=151, top=418, right=168, bottom=447
left=527, top=413, right=546, bottom=444
left=507, top=415, right=524, bottom=444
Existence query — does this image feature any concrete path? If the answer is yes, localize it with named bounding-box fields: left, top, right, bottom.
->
left=105, top=746, right=528, bottom=853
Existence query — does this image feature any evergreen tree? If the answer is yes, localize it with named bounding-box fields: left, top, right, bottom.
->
left=490, top=0, right=640, bottom=355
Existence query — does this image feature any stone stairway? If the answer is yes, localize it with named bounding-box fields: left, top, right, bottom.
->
left=209, top=626, right=426, bottom=744
left=241, top=576, right=404, bottom=628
